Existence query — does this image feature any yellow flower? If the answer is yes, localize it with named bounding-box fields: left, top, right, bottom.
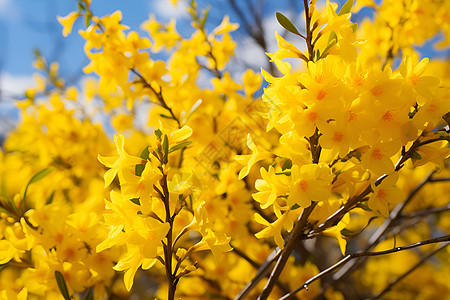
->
left=242, top=69, right=262, bottom=97
left=413, top=88, right=450, bottom=128
left=369, top=172, right=402, bottom=217
left=319, top=120, right=352, bottom=158
left=235, top=134, right=273, bottom=180
left=0, top=240, right=19, bottom=264
left=118, top=160, right=162, bottom=215
left=57, top=12, right=80, bottom=37
left=254, top=211, right=291, bottom=249
left=300, top=58, right=343, bottom=111
left=252, top=166, right=289, bottom=209
left=288, top=164, right=332, bottom=208
left=361, top=67, right=403, bottom=108
left=141, top=15, right=181, bottom=52
left=190, top=229, right=232, bottom=263
left=399, top=56, right=439, bottom=99
left=211, top=15, right=239, bottom=36
left=361, top=140, right=400, bottom=175
left=322, top=212, right=350, bottom=255
left=98, top=135, right=143, bottom=187
left=266, top=31, right=307, bottom=61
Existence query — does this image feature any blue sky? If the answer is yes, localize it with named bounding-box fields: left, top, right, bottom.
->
left=0, top=0, right=195, bottom=136
left=0, top=0, right=307, bottom=130
left=0, top=0, right=448, bottom=140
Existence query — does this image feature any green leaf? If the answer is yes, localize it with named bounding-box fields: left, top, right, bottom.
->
left=411, top=152, right=422, bottom=160
left=169, top=141, right=192, bottom=154
left=0, top=193, right=14, bottom=211
left=154, top=129, right=162, bottom=139
left=442, top=111, right=450, bottom=127
left=291, top=203, right=301, bottom=210
left=159, top=114, right=174, bottom=120
left=28, top=168, right=54, bottom=185
left=77, top=2, right=85, bottom=12
left=139, top=146, right=150, bottom=160
left=315, top=49, right=321, bottom=61
left=275, top=171, right=291, bottom=176
left=340, top=228, right=354, bottom=238
left=130, top=198, right=140, bottom=205
left=276, top=12, right=302, bottom=36
left=46, top=191, right=55, bottom=205
left=163, top=134, right=169, bottom=164
left=186, top=99, right=202, bottom=122
left=83, top=288, right=94, bottom=300
left=356, top=202, right=372, bottom=212
left=135, top=147, right=150, bottom=177
left=200, top=7, right=210, bottom=29
left=338, top=0, right=354, bottom=15
left=33, top=48, right=42, bottom=59
left=55, top=271, right=71, bottom=300
left=85, top=10, right=92, bottom=27
left=281, top=159, right=292, bottom=171
left=135, top=164, right=145, bottom=177
left=319, top=31, right=338, bottom=59
left=327, top=31, right=338, bottom=45
left=23, top=168, right=54, bottom=201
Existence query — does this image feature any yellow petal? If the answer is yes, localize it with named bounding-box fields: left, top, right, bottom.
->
left=57, top=12, right=80, bottom=37
left=170, top=125, right=193, bottom=143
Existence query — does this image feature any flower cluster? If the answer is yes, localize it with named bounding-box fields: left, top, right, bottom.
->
left=0, top=0, right=449, bottom=299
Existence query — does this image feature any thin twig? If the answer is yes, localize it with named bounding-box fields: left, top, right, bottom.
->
left=400, top=204, right=450, bottom=219
left=329, top=172, right=435, bottom=284
left=279, top=235, right=450, bottom=300
left=231, top=244, right=261, bottom=269
left=234, top=249, right=281, bottom=300
left=258, top=204, right=316, bottom=300
left=369, top=243, right=449, bottom=300
left=309, top=130, right=449, bottom=238
left=232, top=244, right=296, bottom=298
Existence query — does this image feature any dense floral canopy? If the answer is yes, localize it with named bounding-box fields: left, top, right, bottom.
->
left=1, top=0, right=449, bottom=299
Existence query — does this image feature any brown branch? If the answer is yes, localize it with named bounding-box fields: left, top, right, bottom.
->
left=308, top=132, right=449, bottom=238
left=231, top=244, right=296, bottom=298
left=369, top=243, right=449, bottom=300
left=231, top=244, right=260, bottom=269
left=228, top=0, right=277, bottom=74
left=234, top=248, right=281, bottom=300
left=328, top=171, right=436, bottom=284
left=257, top=204, right=316, bottom=300
left=303, top=0, right=314, bottom=61
left=131, top=69, right=182, bottom=128
left=254, top=2, right=321, bottom=291
left=279, top=235, right=450, bottom=300
left=400, top=204, right=450, bottom=219
left=160, top=172, right=177, bottom=300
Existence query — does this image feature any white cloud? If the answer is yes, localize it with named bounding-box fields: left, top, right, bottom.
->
left=0, top=0, right=20, bottom=21
left=0, top=0, right=8, bottom=10
left=0, top=73, right=30, bottom=136
left=0, top=73, right=33, bottom=102
left=229, top=11, right=307, bottom=82
left=150, top=0, right=189, bottom=20
left=0, top=73, right=33, bottom=135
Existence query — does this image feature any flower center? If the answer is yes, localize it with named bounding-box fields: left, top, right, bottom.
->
left=377, top=188, right=388, bottom=200
left=316, top=89, right=327, bottom=101
left=382, top=111, right=394, bottom=122
left=371, top=148, right=384, bottom=160
left=299, top=180, right=308, bottom=193
left=370, top=85, right=384, bottom=97
left=409, top=73, right=421, bottom=85
left=308, top=111, right=318, bottom=122
left=332, top=132, right=344, bottom=143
